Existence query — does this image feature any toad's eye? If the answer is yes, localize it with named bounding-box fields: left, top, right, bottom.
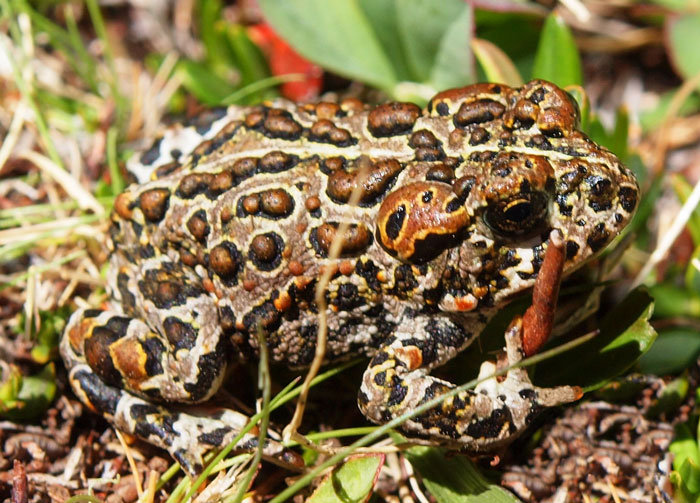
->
left=484, top=192, right=548, bottom=236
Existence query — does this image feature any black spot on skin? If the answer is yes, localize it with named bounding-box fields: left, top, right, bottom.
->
left=524, top=135, right=552, bottom=150
left=498, top=249, right=520, bottom=270
left=520, top=179, right=531, bottom=193
left=139, top=137, right=163, bottom=165
left=446, top=197, right=464, bottom=213
left=139, top=266, right=206, bottom=309
left=416, top=319, right=469, bottom=366
left=556, top=194, right=572, bottom=216
left=519, top=388, right=536, bottom=399
left=385, top=205, right=406, bottom=240
left=141, top=336, right=165, bottom=377
left=618, top=186, right=638, bottom=213
left=170, top=148, right=182, bottom=160
left=198, top=427, right=232, bottom=446
left=587, top=175, right=614, bottom=212
left=163, top=317, right=198, bottom=350
left=85, top=317, right=131, bottom=387
left=529, top=87, right=546, bottom=104
left=190, top=107, right=227, bottom=135
left=436, top=102, right=449, bottom=116
left=73, top=369, right=121, bottom=415
left=332, top=283, right=363, bottom=311
left=117, top=272, right=136, bottom=315
left=422, top=191, right=433, bottom=203
left=391, top=264, right=419, bottom=297
left=387, top=376, right=408, bottom=407
left=183, top=339, right=229, bottom=402
left=466, top=407, right=512, bottom=439
left=355, top=259, right=382, bottom=292
left=615, top=213, right=623, bottom=223
left=565, top=240, right=580, bottom=259
left=373, top=371, right=386, bottom=386
left=132, top=404, right=178, bottom=441
left=371, top=349, right=390, bottom=367
left=587, top=222, right=610, bottom=252
left=242, top=300, right=281, bottom=333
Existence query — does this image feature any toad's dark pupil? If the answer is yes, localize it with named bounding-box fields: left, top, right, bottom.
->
left=503, top=200, right=532, bottom=223
left=484, top=192, right=548, bottom=236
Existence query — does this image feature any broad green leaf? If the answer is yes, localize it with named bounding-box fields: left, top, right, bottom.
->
left=429, top=4, right=475, bottom=90
left=0, top=364, right=56, bottom=421
left=531, top=14, right=582, bottom=87
left=395, top=0, right=472, bottom=86
left=259, top=0, right=397, bottom=91
left=404, top=446, right=520, bottom=503
left=471, top=38, right=523, bottom=87
left=672, top=423, right=700, bottom=472
left=639, top=328, right=700, bottom=375
left=534, top=288, right=656, bottom=390
left=357, top=0, right=412, bottom=81
left=679, top=458, right=700, bottom=496
left=307, top=454, right=384, bottom=503
left=649, top=283, right=700, bottom=318
left=667, top=13, right=700, bottom=85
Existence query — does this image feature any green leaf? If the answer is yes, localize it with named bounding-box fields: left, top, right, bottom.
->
left=638, top=328, right=700, bottom=375
left=667, top=13, right=700, bottom=84
left=0, top=364, right=56, bottom=421
left=680, top=458, right=700, bottom=496
left=471, top=38, right=523, bottom=87
left=534, top=287, right=656, bottom=390
left=531, top=13, right=582, bottom=87
left=672, top=423, right=700, bottom=472
left=394, top=0, right=472, bottom=87
left=307, top=454, right=384, bottom=503
left=404, top=446, right=521, bottom=502
left=176, top=60, right=238, bottom=105
left=258, top=0, right=397, bottom=91
left=428, top=3, right=475, bottom=90
left=649, top=283, right=700, bottom=318
left=357, top=0, right=412, bottom=81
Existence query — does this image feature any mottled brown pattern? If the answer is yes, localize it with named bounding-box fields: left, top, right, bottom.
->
left=61, top=80, right=639, bottom=474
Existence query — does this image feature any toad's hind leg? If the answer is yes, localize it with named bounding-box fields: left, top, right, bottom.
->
left=61, top=307, right=299, bottom=474
left=358, top=313, right=581, bottom=450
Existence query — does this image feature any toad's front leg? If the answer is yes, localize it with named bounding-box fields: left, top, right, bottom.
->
left=358, top=313, right=581, bottom=450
